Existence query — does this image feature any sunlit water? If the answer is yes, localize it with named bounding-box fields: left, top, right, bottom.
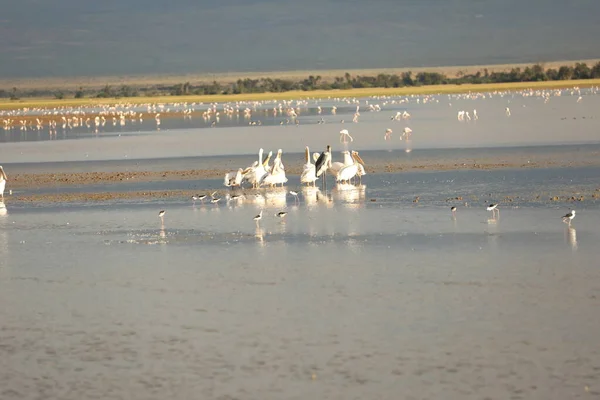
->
left=2, top=166, right=600, bottom=399
left=2, top=89, right=600, bottom=164
left=2, top=89, right=600, bottom=399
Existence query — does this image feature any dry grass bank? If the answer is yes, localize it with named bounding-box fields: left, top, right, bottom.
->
left=1, top=79, right=599, bottom=111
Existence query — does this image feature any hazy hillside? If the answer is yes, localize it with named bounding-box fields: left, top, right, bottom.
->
left=2, top=0, right=599, bottom=78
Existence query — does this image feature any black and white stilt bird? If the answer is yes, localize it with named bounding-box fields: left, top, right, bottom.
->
left=289, top=190, right=299, bottom=203
left=562, top=210, right=576, bottom=225
left=486, top=203, right=499, bottom=215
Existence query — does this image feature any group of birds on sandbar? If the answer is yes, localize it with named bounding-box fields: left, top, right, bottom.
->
left=222, top=145, right=366, bottom=191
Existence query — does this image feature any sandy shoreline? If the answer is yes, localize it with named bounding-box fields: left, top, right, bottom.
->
left=8, top=146, right=600, bottom=189
left=3, top=58, right=600, bottom=90
left=4, top=153, right=600, bottom=204
left=8, top=157, right=599, bottom=190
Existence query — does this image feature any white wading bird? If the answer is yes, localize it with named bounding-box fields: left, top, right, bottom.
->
left=262, top=149, right=288, bottom=187
left=340, top=129, right=354, bottom=143
left=329, top=150, right=353, bottom=179
left=300, top=146, right=318, bottom=186
left=224, top=168, right=243, bottom=188
left=336, top=151, right=366, bottom=184
left=0, top=166, right=7, bottom=201
left=562, top=210, right=576, bottom=225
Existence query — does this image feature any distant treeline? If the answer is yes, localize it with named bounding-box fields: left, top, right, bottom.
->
left=3, top=62, right=600, bottom=100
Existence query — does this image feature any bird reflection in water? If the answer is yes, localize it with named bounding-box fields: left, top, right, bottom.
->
left=0, top=202, right=7, bottom=217
left=487, top=213, right=499, bottom=225
left=565, top=226, right=578, bottom=251
left=159, top=220, right=166, bottom=240
left=248, top=193, right=266, bottom=207
left=255, top=225, right=265, bottom=246
left=277, top=217, right=287, bottom=235
left=264, top=187, right=287, bottom=209
left=332, top=184, right=366, bottom=209
left=404, top=138, right=413, bottom=153
left=316, top=191, right=334, bottom=208
left=158, top=210, right=167, bottom=240
left=450, top=207, right=458, bottom=229
left=302, top=186, right=320, bottom=207
left=486, top=212, right=499, bottom=250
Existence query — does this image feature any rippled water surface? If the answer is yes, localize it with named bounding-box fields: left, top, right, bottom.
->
left=3, top=88, right=600, bottom=399
left=2, top=89, right=600, bottom=163
left=2, top=166, right=600, bottom=399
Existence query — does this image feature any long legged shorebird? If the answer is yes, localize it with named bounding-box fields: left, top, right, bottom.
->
left=0, top=166, right=7, bottom=201
left=562, top=210, right=576, bottom=225
left=487, top=203, right=499, bottom=217
left=315, top=145, right=332, bottom=191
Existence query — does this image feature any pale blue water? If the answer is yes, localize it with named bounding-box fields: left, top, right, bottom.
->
left=2, top=88, right=599, bottom=148
left=7, top=165, right=600, bottom=211
left=1, top=175, right=600, bottom=399
left=2, top=92, right=600, bottom=399
left=2, top=0, right=600, bottom=77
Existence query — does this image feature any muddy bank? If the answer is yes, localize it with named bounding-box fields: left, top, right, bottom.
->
left=7, top=184, right=600, bottom=206
left=7, top=155, right=600, bottom=190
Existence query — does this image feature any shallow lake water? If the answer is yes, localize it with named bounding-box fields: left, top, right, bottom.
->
left=2, top=91, right=600, bottom=399
left=2, top=166, right=600, bottom=399
left=2, top=88, right=600, bottom=163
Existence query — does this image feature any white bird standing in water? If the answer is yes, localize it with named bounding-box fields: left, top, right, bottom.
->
left=339, top=129, right=353, bottom=143
left=224, top=168, right=243, bottom=187
left=562, top=210, right=576, bottom=225
left=329, top=150, right=353, bottom=179
left=244, top=148, right=269, bottom=188
left=336, top=151, right=366, bottom=184
left=0, top=166, right=7, bottom=201
left=384, top=128, right=392, bottom=140
left=254, top=210, right=263, bottom=222
left=300, top=146, right=318, bottom=186
left=262, top=149, right=287, bottom=187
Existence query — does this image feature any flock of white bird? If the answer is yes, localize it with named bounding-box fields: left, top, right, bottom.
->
left=1, top=85, right=596, bottom=225
left=222, top=143, right=366, bottom=191
left=1, top=86, right=595, bottom=140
